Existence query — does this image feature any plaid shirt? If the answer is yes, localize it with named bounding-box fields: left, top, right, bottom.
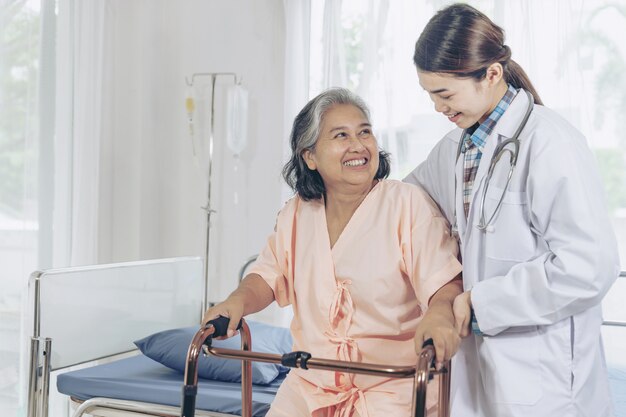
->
left=461, top=84, right=517, bottom=217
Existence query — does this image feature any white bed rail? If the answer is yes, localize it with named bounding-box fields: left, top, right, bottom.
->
left=26, top=256, right=204, bottom=417
left=72, top=397, right=232, bottom=417
left=603, top=271, right=626, bottom=328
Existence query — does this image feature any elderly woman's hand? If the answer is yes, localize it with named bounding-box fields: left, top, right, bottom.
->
left=201, top=297, right=246, bottom=339
left=201, top=273, right=276, bottom=339
left=413, top=277, right=463, bottom=369
left=413, top=301, right=461, bottom=370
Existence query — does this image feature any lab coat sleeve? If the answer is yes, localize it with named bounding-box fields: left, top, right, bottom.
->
left=471, top=121, right=620, bottom=336
left=404, top=160, right=440, bottom=206
left=403, top=134, right=458, bottom=224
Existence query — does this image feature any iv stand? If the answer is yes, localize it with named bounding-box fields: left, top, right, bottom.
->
left=185, top=72, right=240, bottom=313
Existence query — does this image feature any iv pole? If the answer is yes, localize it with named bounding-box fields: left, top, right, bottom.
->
left=185, top=72, right=240, bottom=313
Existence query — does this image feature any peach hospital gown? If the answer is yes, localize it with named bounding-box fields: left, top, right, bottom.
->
left=249, top=180, right=462, bottom=417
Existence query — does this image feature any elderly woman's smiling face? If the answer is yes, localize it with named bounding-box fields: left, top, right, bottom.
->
left=302, top=104, right=379, bottom=194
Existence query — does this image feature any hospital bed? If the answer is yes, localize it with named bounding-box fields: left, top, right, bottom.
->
left=25, top=256, right=283, bottom=417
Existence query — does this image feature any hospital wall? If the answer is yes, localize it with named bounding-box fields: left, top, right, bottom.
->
left=96, top=0, right=286, bottom=301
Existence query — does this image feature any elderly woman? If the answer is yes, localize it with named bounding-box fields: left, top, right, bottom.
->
left=203, top=88, right=462, bottom=417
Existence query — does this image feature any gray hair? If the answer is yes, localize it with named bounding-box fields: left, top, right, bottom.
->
left=282, top=87, right=390, bottom=200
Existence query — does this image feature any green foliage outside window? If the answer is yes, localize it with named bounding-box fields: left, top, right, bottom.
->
left=594, top=148, right=626, bottom=215
left=0, top=0, right=39, bottom=216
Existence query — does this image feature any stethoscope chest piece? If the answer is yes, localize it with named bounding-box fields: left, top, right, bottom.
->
left=451, top=223, right=460, bottom=241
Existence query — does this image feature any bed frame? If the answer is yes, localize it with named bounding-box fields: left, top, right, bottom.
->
left=26, top=256, right=205, bottom=417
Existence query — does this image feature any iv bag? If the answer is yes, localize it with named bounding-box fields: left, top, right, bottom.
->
left=226, top=84, right=249, bottom=156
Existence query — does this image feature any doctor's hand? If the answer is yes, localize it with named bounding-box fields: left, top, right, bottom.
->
left=453, top=291, right=473, bottom=338
left=414, top=301, right=461, bottom=370
left=201, top=297, right=245, bottom=339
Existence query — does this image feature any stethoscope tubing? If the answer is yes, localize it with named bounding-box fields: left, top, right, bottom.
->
left=452, top=89, right=535, bottom=237
left=477, top=142, right=518, bottom=230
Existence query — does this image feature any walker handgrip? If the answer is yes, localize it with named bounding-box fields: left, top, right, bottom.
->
left=421, top=338, right=437, bottom=378
left=205, top=316, right=243, bottom=339
left=421, top=338, right=434, bottom=349
left=281, top=351, right=313, bottom=370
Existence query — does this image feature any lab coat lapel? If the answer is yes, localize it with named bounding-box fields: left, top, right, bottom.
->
left=463, top=133, right=497, bottom=242
left=464, top=89, right=531, bottom=240
left=495, top=89, right=533, bottom=140
left=454, top=138, right=468, bottom=240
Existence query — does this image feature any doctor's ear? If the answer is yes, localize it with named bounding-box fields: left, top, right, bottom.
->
left=484, top=62, right=504, bottom=86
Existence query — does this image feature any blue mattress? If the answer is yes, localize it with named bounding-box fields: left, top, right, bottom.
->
left=57, top=355, right=284, bottom=417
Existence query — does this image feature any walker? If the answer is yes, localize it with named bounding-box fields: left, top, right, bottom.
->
left=181, top=317, right=451, bottom=417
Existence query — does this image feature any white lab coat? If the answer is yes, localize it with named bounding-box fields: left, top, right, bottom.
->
left=405, top=90, right=620, bottom=417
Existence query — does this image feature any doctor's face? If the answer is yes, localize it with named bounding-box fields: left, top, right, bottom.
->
left=417, top=70, right=498, bottom=129
left=302, top=104, right=379, bottom=194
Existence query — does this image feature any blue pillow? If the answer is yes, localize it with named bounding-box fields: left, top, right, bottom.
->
left=134, top=320, right=292, bottom=385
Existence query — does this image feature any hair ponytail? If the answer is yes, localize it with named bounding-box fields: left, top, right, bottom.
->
left=414, top=3, right=543, bottom=105
left=505, top=59, right=543, bottom=105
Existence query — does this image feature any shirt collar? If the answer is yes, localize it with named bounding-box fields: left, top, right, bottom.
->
left=461, top=84, right=518, bottom=153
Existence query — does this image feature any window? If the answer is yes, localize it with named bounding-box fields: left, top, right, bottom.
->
left=0, top=0, right=43, bottom=415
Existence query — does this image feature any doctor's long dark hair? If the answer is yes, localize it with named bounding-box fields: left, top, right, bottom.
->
left=414, top=3, right=543, bottom=105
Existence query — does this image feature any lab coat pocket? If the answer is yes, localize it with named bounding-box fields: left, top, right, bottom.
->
left=482, top=186, right=536, bottom=261
left=479, top=328, right=542, bottom=405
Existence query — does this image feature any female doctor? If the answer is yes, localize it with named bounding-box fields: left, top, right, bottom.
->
left=404, top=4, right=620, bottom=417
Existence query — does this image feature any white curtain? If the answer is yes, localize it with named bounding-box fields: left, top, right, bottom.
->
left=282, top=0, right=312, bottom=172
left=69, top=0, right=109, bottom=265
left=0, top=0, right=71, bottom=414
left=355, top=0, right=388, bottom=99
left=312, top=0, right=447, bottom=171
left=321, top=0, right=346, bottom=88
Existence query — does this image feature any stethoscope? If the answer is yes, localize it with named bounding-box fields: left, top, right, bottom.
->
left=451, top=90, right=534, bottom=240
